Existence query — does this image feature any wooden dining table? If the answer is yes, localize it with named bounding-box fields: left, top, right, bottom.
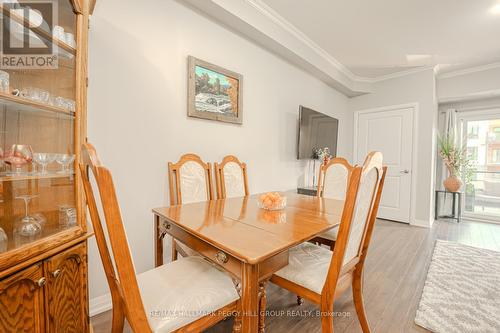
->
left=152, top=192, right=344, bottom=333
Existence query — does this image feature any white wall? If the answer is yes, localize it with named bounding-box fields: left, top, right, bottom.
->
left=349, top=69, right=438, bottom=227
left=87, top=0, right=350, bottom=302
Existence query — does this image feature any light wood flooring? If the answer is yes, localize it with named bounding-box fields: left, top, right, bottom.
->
left=91, top=219, right=500, bottom=333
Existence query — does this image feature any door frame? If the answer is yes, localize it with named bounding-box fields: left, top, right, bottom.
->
left=353, top=102, right=419, bottom=225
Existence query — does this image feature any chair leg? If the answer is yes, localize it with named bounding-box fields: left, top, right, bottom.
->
left=330, top=241, right=335, bottom=251
left=232, top=301, right=242, bottom=333
left=171, top=237, right=178, bottom=261
left=111, top=299, right=125, bottom=333
left=352, top=267, right=371, bottom=333
left=258, top=281, right=267, bottom=333
left=297, top=296, right=304, bottom=305
left=320, top=302, right=334, bottom=333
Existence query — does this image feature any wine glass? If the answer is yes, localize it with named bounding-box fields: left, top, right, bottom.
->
left=14, top=194, right=42, bottom=237
left=33, top=153, right=56, bottom=174
left=55, top=154, right=75, bottom=174
left=3, top=144, right=33, bottom=175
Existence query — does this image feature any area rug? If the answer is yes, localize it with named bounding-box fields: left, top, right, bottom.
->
left=415, top=240, right=500, bottom=333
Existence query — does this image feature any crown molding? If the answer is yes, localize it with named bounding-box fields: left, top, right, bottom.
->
left=438, top=89, right=500, bottom=104
left=356, top=66, right=436, bottom=83
left=182, top=0, right=372, bottom=96
left=245, top=0, right=359, bottom=82
left=438, top=62, right=500, bottom=79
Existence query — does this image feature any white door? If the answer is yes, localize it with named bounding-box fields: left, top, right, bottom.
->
left=355, top=106, right=414, bottom=223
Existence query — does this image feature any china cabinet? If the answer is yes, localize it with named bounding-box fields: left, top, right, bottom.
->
left=0, top=0, right=94, bottom=332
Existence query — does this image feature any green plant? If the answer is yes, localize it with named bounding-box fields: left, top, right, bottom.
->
left=438, top=133, right=475, bottom=185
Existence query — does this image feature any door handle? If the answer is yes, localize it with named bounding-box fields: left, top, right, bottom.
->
left=400, top=170, right=410, bottom=174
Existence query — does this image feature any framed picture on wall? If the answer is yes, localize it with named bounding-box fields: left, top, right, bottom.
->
left=188, top=56, right=243, bottom=124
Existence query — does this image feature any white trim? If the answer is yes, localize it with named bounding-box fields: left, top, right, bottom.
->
left=438, top=89, right=500, bottom=104
left=438, top=62, right=500, bottom=79
left=412, top=218, right=435, bottom=228
left=89, top=293, right=112, bottom=317
left=247, top=1, right=435, bottom=84
left=353, top=103, right=420, bottom=226
left=355, top=66, right=435, bottom=83
left=246, top=0, right=357, bottom=81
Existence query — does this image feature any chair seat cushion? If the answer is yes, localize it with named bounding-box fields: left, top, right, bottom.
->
left=137, top=256, right=239, bottom=332
left=319, top=226, right=339, bottom=241
left=274, top=242, right=333, bottom=294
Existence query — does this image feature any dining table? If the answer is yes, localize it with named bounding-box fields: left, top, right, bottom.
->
left=152, top=192, right=344, bottom=333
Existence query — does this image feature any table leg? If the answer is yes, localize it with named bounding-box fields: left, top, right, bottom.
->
left=154, top=215, right=163, bottom=267
left=240, top=263, right=259, bottom=333
left=258, top=281, right=267, bottom=333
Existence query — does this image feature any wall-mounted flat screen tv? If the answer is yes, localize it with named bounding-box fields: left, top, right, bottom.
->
left=297, top=106, right=338, bottom=160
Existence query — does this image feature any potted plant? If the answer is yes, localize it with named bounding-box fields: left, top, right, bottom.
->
left=438, top=134, right=472, bottom=192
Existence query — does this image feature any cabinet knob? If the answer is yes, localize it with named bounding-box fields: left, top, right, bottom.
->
left=37, top=277, right=46, bottom=288
left=52, top=269, right=62, bottom=278
left=215, top=251, right=228, bottom=265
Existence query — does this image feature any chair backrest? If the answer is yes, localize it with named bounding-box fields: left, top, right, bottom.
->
left=322, top=152, right=387, bottom=299
left=168, top=154, right=213, bottom=205
left=214, top=155, right=249, bottom=199
left=317, top=157, right=353, bottom=200
left=80, top=143, right=152, bottom=332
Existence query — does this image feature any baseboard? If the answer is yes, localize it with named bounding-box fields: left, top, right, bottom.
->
left=411, top=218, right=433, bottom=228
left=89, top=293, right=112, bottom=317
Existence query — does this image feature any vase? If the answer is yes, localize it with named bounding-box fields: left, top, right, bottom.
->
left=443, top=174, right=463, bottom=192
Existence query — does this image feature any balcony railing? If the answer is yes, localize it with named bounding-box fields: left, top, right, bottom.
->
left=465, top=170, right=500, bottom=217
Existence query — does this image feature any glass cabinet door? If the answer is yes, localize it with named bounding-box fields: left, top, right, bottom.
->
left=0, top=0, right=83, bottom=257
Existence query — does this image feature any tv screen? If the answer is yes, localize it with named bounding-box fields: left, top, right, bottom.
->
left=297, top=106, right=338, bottom=160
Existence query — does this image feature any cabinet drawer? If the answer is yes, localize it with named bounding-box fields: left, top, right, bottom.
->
left=44, top=242, right=88, bottom=333
left=0, top=263, right=45, bottom=333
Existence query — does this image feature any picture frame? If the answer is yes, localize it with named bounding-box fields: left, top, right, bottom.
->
left=188, top=56, right=243, bottom=124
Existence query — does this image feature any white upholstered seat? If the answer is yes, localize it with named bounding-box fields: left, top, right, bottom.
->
left=169, top=156, right=212, bottom=258
left=274, top=242, right=333, bottom=294
left=317, top=161, right=352, bottom=242
left=319, top=226, right=339, bottom=241
left=138, top=256, right=239, bottom=333
left=222, top=161, right=245, bottom=198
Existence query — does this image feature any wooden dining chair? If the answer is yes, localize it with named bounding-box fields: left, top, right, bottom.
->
left=269, top=152, right=387, bottom=333
left=168, top=154, right=213, bottom=260
left=80, top=143, right=240, bottom=333
left=311, top=158, right=354, bottom=250
left=214, top=155, right=249, bottom=199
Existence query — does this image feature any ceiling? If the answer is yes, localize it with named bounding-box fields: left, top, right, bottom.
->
left=261, top=0, right=500, bottom=78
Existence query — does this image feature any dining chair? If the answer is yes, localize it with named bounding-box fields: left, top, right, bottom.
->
left=168, top=154, right=213, bottom=260
left=214, top=155, right=249, bottom=199
left=311, top=158, right=354, bottom=250
left=269, top=152, right=387, bottom=333
left=80, top=143, right=241, bottom=333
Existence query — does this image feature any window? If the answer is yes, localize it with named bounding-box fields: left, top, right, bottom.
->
left=468, top=125, right=479, bottom=138
left=492, top=149, right=500, bottom=163
left=493, top=127, right=500, bottom=142
left=467, top=147, right=478, bottom=160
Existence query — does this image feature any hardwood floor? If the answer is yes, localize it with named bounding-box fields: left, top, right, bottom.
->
left=90, top=219, right=500, bottom=333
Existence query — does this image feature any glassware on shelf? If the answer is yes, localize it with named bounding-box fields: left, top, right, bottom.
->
left=59, top=205, right=76, bottom=227
left=55, top=153, right=75, bottom=174
left=0, top=70, right=9, bottom=93
left=21, top=87, right=50, bottom=104
left=33, top=152, right=56, bottom=174
left=14, top=194, right=42, bottom=237
left=3, top=144, right=33, bottom=175
left=54, top=97, right=76, bottom=111
left=0, top=227, right=8, bottom=252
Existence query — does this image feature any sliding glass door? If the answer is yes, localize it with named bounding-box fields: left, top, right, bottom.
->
left=459, top=109, right=500, bottom=222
